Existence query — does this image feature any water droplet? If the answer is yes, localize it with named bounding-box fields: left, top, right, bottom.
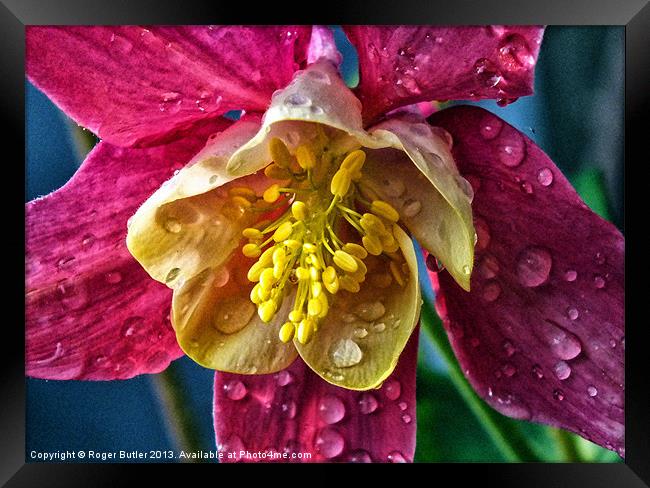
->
left=223, top=380, right=247, bottom=400
left=121, top=316, right=145, bottom=339
left=532, top=364, right=544, bottom=379
left=566, top=307, right=579, bottom=321
left=537, top=168, right=554, bottom=186
left=478, top=254, right=499, bottom=279
left=318, top=395, right=346, bottom=424
left=473, top=58, right=502, bottom=87
left=315, top=427, right=345, bottom=459
left=159, top=92, right=183, bottom=114
left=490, top=394, right=531, bottom=419
left=474, top=218, right=491, bottom=251
left=456, top=175, right=475, bottom=201
left=480, top=115, right=503, bottom=140
left=165, top=268, right=180, bottom=283
left=282, top=400, right=297, bottom=419
left=213, top=297, right=255, bottom=334
left=516, top=246, right=552, bottom=287
left=482, top=280, right=502, bottom=302
left=497, top=97, right=519, bottom=107
left=594, top=275, right=606, bottom=289
left=535, top=320, right=582, bottom=360
left=401, top=413, right=412, bottom=424
left=587, top=386, right=598, bottom=397
left=56, top=256, right=76, bottom=270
left=284, top=93, right=311, bottom=108
left=330, top=339, right=363, bottom=368
left=553, top=389, right=565, bottom=401
left=387, top=451, right=407, bottom=463
left=398, top=401, right=408, bottom=411
left=353, top=327, right=368, bottom=339
left=501, top=363, right=516, bottom=377
left=553, top=361, right=571, bottom=380
left=497, top=131, right=526, bottom=167
left=564, top=270, right=578, bottom=282
left=372, top=322, right=386, bottom=332
left=276, top=370, right=295, bottom=386
left=348, top=449, right=372, bottom=463
left=384, top=379, right=401, bottom=400
left=519, top=180, right=533, bottom=194
left=498, top=34, right=535, bottom=70
left=81, top=233, right=96, bottom=248
left=358, top=393, right=379, bottom=414
left=594, top=252, right=607, bottom=265
left=104, top=271, right=122, bottom=284
left=502, top=340, right=516, bottom=357
left=354, top=301, right=385, bottom=322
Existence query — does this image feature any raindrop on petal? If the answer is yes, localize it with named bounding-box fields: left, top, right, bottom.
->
left=315, top=427, right=345, bottom=459
left=223, top=380, right=247, bottom=401
left=537, top=168, right=554, bottom=186
left=553, top=361, right=572, bottom=380
left=358, top=393, right=379, bottom=414
left=318, top=395, right=346, bottom=424
left=516, top=246, right=552, bottom=287
left=383, top=379, right=401, bottom=400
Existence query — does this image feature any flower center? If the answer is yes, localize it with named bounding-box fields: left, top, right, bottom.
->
left=239, top=136, right=409, bottom=344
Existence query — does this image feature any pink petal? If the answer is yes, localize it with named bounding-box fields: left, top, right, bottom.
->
left=345, top=26, right=544, bottom=123
left=26, top=26, right=310, bottom=147
left=26, top=118, right=233, bottom=380
left=307, top=25, right=342, bottom=66
left=213, top=330, right=419, bottom=463
left=426, top=106, right=624, bottom=455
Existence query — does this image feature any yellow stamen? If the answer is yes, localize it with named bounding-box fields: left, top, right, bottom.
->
left=330, top=168, right=352, bottom=197
left=279, top=322, right=295, bottom=342
left=371, top=200, right=400, bottom=222
left=264, top=163, right=291, bottom=180
left=263, top=184, right=281, bottom=203
left=243, top=227, right=263, bottom=240
left=297, top=318, right=315, bottom=344
left=273, top=221, right=293, bottom=242
left=269, top=137, right=293, bottom=168
left=242, top=243, right=261, bottom=258
left=291, top=201, right=308, bottom=221
left=228, top=186, right=258, bottom=201
left=258, top=300, right=277, bottom=323
left=296, top=145, right=316, bottom=170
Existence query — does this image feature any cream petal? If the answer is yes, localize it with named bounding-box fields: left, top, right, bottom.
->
left=126, top=118, right=264, bottom=287
left=367, top=118, right=475, bottom=290
left=226, top=60, right=390, bottom=177
left=172, top=253, right=298, bottom=374
left=294, top=225, right=420, bottom=390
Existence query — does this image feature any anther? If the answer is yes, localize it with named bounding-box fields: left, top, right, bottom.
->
left=273, top=221, right=293, bottom=242
left=243, top=228, right=263, bottom=240
left=296, top=145, right=316, bottom=170
left=269, top=137, right=293, bottom=168
left=291, top=201, right=308, bottom=221
left=297, top=318, right=315, bottom=344
left=333, top=250, right=358, bottom=273
left=263, top=184, right=281, bottom=203
left=279, top=322, right=295, bottom=342
left=330, top=168, right=352, bottom=197
left=371, top=200, right=400, bottom=222
left=242, top=243, right=261, bottom=258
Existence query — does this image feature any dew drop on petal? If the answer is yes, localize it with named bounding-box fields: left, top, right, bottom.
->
left=105, top=271, right=122, bottom=284
left=480, top=114, right=503, bottom=140
left=318, top=395, right=346, bottom=424
left=537, top=168, right=554, bottom=186
left=587, top=386, right=598, bottom=397
left=553, top=389, right=565, bottom=401
left=276, top=370, right=295, bottom=386
left=358, top=393, right=379, bottom=414
left=81, top=233, right=96, bottom=248
left=532, top=364, right=544, bottom=379
left=553, top=361, right=571, bottom=380
left=594, top=275, right=606, bottom=289
left=497, top=131, right=526, bottom=167
left=284, top=93, right=311, bottom=108
left=401, top=413, right=412, bottom=424
left=354, top=301, right=386, bottom=322
left=348, top=449, right=372, bottom=463
left=330, top=339, right=363, bottom=368
left=535, top=320, right=582, bottom=360
left=315, top=427, right=345, bottom=459
left=383, top=378, right=401, bottom=400
left=387, top=451, right=407, bottom=463
left=482, top=280, right=502, bottom=302
left=223, top=380, right=247, bottom=401
left=516, top=246, right=552, bottom=287
left=566, top=307, right=579, bottom=321
left=502, top=340, right=516, bottom=357
left=213, top=298, right=255, bottom=334
left=281, top=400, right=297, bottom=419
left=473, top=58, right=503, bottom=87
left=564, top=270, right=578, bottom=282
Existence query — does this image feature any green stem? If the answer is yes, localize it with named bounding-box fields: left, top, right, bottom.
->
left=550, top=427, right=582, bottom=462
left=151, top=362, right=206, bottom=462
left=419, top=296, right=543, bottom=462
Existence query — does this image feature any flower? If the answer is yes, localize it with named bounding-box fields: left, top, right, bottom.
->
left=26, top=25, right=624, bottom=462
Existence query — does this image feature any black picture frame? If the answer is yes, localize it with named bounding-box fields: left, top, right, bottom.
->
left=4, top=0, right=647, bottom=484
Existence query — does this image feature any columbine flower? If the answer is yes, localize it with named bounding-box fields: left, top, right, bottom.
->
left=26, top=25, right=624, bottom=462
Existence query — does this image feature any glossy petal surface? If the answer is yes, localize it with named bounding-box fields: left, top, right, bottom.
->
left=214, top=331, right=418, bottom=462
left=346, top=26, right=544, bottom=123
left=26, top=26, right=310, bottom=147
left=427, top=106, right=624, bottom=455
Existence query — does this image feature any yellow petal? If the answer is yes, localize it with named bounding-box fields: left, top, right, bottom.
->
left=294, top=226, right=420, bottom=390
left=171, top=255, right=298, bottom=374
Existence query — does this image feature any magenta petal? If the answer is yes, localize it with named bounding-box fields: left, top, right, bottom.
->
left=307, top=25, right=342, bottom=66
left=26, top=118, right=233, bottom=380
left=213, top=330, right=418, bottom=463
left=346, top=26, right=544, bottom=123
left=26, top=26, right=309, bottom=147
left=426, top=106, right=624, bottom=455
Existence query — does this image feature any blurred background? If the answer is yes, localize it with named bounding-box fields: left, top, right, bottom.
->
left=26, top=26, right=623, bottom=462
